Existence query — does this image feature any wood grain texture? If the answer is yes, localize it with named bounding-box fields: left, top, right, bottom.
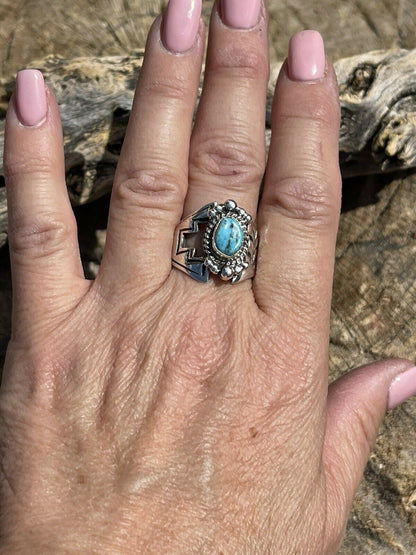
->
left=336, top=49, right=416, bottom=177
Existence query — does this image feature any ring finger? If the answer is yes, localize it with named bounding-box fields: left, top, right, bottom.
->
left=183, top=0, right=269, bottom=221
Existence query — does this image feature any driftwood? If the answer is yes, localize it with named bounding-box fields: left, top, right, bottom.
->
left=336, top=49, right=416, bottom=176
left=0, top=48, right=416, bottom=247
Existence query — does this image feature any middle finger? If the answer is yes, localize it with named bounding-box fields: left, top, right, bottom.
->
left=183, top=0, right=268, bottom=219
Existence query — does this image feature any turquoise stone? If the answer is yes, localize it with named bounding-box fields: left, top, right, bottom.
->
left=213, top=217, right=243, bottom=257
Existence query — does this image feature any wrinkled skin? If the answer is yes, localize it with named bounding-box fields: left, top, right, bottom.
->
left=3, top=279, right=329, bottom=553
left=0, top=2, right=412, bottom=553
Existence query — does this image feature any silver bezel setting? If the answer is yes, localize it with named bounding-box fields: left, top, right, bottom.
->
left=203, top=199, right=253, bottom=283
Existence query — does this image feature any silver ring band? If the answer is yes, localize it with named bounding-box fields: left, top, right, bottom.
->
left=172, top=199, right=258, bottom=283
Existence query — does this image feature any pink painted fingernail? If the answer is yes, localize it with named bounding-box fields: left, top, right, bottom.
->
left=220, top=0, right=261, bottom=29
left=288, top=30, right=325, bottom=81
left=387, top=366, right=416, bottom=410
left=162, top=0, right=202, bottom=54
left=16, top=69, right=47, bottom=127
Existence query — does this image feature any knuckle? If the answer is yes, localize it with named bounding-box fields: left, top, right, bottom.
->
left=114, top=168, right=184, bottom=212
left=9, top=216, right=76, bottom=259
left=350, top=404, right=379, bottom=455
left=277, top=85, right=340, bottom=129
left=190, top=137, right=265, bottom=188
left=266, top=176, right=340, bottom=225
left=142, top=75, right=190, bottom=103
left=4, top=155, right=57, bottom=184
left=210, top=42, right=269, bottom=82
left=277, top=111, right=335, bottom=139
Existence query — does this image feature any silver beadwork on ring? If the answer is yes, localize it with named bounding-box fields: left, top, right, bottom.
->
left=172, top=199, right=258, bottom=283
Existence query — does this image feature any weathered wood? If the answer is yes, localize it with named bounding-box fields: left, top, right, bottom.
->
left=1, top=48, right=416, bottom=248
left=336, top=49, right=416, bottom=176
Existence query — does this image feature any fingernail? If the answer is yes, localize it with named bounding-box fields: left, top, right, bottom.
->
left=220, top=0, right=261, bottom=29
left=288, top=30, right=325, bottom=81
left=15, top=69, right=47, bottom=127
left=162, top=0, right=202, bottom=54
left=387, top=366, right=416, bottom=410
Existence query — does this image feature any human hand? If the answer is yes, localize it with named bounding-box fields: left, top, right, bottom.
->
left=2, top=0, right=416, bottom=553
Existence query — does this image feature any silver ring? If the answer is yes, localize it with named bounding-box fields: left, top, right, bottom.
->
left=172, top=199, right=258, bottom=283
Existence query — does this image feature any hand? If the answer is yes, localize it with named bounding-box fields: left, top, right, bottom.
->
left=2, top=1, right=415, bottom=553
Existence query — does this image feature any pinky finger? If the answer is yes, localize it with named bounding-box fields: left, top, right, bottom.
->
left=4, top=70, right=85, bottom=336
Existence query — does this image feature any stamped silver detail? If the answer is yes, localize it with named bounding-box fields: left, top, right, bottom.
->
left=172, top=199, right=258, bottom=284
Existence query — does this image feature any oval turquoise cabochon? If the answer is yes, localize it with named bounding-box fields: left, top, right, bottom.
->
left=213, top=217, right=243, bottom=257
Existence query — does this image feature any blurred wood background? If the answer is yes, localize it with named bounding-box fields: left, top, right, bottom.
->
left=0, top=1, right=416, bottom=552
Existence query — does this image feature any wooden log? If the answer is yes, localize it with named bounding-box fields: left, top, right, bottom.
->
left=1, top=48, right=416, bottom=246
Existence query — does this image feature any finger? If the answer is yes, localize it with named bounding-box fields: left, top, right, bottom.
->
left=183, top=0, right=268, bottom=221
left=100, top=2, right=204, bottom=293
left=323, top=359, right=416, bottom=551
left=4, top=70, right=84, bottom=334
left=255, top=31, right=341, bottom=338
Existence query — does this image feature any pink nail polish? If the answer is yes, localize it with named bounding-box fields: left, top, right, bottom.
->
left=16, top=69, right=47, bottom=127
left=288, top=30, right=325, bottom=82
left=220, top=0, right=261, bottom=29
left=162, top=0, right=202, bottom=54
left=387, top=366, right=416, bottom=410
